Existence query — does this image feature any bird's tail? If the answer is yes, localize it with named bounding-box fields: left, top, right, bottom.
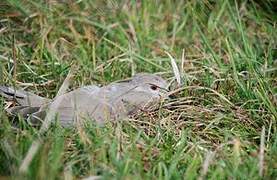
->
left=0, top=86, right=49, bottom=124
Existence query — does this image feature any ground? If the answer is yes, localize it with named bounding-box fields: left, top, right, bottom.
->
left=0, top=0, right=276, bottom=179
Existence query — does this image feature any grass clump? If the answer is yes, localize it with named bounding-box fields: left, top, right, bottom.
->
left=0, top=0, right=276, bottom=179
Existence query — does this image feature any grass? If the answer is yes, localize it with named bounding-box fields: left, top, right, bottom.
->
left=0, top=0, right=276, bottom=179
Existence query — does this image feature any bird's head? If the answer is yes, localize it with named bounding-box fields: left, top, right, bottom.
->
left=130, top=73, right=168, bottom=98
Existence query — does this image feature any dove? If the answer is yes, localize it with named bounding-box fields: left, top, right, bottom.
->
left=0, top=73, right=168, bottom=127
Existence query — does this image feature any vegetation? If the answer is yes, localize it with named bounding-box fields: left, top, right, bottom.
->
left=0, top=0, right=276, bottom=179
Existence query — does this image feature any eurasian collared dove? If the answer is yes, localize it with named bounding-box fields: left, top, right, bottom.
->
left=0, top=73, right=168, bottom=127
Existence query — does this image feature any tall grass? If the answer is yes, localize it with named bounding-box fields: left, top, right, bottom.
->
left=0, top=0, right=276, bottom=179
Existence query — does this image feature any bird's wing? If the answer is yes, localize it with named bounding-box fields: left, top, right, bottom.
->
left=42, top=84, right=126, bottom=126
left=49, top=84, right=131, bottom=127
left=38, top=85, right=99, bottom=126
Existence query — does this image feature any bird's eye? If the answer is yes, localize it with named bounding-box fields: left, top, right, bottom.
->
left=150, top=85, right=158, bottom=90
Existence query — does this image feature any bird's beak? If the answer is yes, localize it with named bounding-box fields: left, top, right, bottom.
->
left=164, top=90, right=177, bottom=99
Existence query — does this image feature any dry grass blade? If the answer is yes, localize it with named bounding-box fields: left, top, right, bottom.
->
left=165, top=51, right=181, bottom=86
left=0, top=54, right=14, bottom=63
left=18, top=140, right=41, bottom=173
left=40, top=68, right=74, bottom=133
left=64, top=165, right=73, bottom=180
left=82, top=176, right=102, bottom=180
left=259, top=126, right=265, bottom=177
left=181, top=49, right=185, bottom=77
left=200, top=151, right=215, bottom=179
left=200, top=141, right=234, bottom=180
left=19, top=68, right=74, bottom=173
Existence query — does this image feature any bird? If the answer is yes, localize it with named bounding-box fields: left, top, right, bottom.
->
left=0, top=73, right=168, bottom=127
